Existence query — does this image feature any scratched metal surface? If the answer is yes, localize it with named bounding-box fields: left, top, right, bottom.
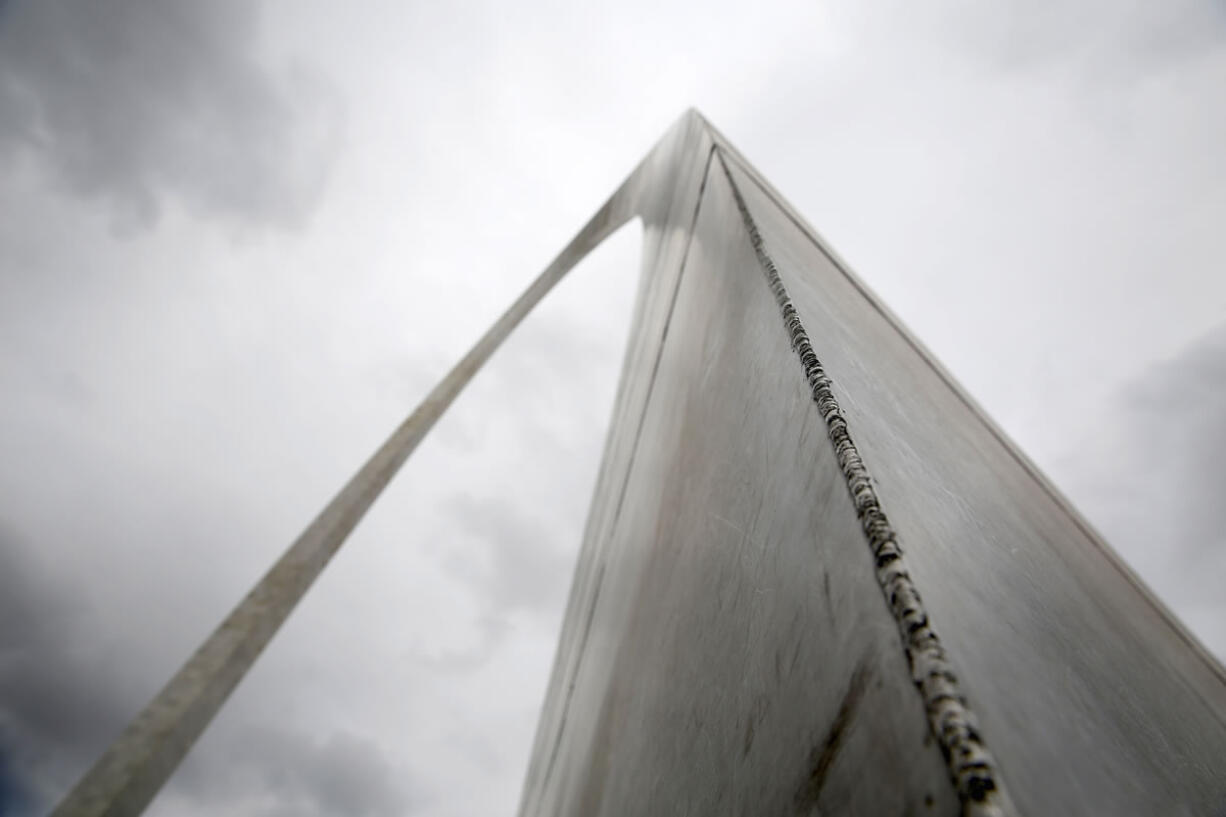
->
left=720, top=154, right=1226, bottom=815
left=518, top=112, right=1226, bottom=816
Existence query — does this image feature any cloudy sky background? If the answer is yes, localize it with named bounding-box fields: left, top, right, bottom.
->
left=1, top=0, right=1224, bottom=815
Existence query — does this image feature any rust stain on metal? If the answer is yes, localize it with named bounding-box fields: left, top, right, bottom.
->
left=794, top=660, right=872, bottom=812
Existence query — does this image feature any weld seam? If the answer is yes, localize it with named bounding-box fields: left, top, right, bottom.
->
left=715, top=149, right=1014, bottom=817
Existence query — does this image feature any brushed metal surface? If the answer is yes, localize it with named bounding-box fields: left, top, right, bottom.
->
left=519, top=143, right=962, bottom=817
left=719, top=148, right=1226, bottom=815
left=519, top=113, right=1226, bottom=817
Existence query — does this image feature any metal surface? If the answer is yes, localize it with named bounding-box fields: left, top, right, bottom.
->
left=52, top=111, right=1226, bottom=817
left=518, top=112, right=1226, bottom=817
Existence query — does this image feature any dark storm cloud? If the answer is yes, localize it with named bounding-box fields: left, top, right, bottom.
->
left=0, top=529, right=412, bottom=817
left=1068, top=324, right=1226, bottom=659
left=0, top=530, right=132, bottom=814
left=0, top=0, right=341, bottom=230
left=1128, top=327, right=1226, bottom=603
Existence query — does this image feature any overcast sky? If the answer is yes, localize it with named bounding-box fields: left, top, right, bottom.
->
left=1, top=1, right=1224, bottom=815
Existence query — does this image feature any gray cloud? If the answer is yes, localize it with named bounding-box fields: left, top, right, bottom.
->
left=926, top=0, right=1226, bottom=71
left=167, top=723, right=412, bottom=817
left=1137, top=326, right=1226, bottom=583
left=0, top=1, right=1223, bottom=815
left=443, top=493, right=574, bottom=618
left=0, top=0, right=342, bottom=231
left=0, top=528, right=412, bottom=817
left=0, top=530, right=132, bottom=815
left=1060, top=324, right=1226, bottom=659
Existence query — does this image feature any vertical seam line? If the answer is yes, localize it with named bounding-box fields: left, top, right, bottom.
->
left=715, top=148, right=1015, bottom=817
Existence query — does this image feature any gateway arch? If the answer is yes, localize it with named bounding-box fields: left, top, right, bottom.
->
left=52, top=111, right=1226, bottom=817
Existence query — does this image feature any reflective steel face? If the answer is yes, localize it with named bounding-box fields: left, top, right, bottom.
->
left=520, top=113, right=1226, bottom=817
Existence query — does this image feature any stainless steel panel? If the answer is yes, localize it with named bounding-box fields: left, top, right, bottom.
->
left=520, top=113, right=1226, bottom=817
